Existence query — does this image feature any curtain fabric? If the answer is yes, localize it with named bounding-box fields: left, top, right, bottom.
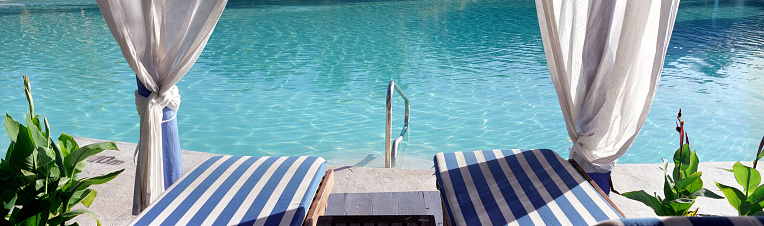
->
left=96, top=0, right=227, bottom=213
left=535, top=0, right=680, bottom=173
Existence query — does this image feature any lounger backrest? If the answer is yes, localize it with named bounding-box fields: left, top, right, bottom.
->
left=435, top=149, right=622, bottom=225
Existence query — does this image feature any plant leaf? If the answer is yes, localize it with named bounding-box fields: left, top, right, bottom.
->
left=36, top=147, right=55, bottom=176
left=0, top=186, right=17, bottom=216
left=690, top=188, right=723, bottom=199
left=4, top=141, right=13, bottom=162
left=676, top=172, right=702, bottom=192
left=750, top=185, right=764, bottom=205
left=4, top=114, right=22, bottom=143
left=673, top=144, right=693, bottom=177
left=25, top=112, right=40, bottom=133
left=57, top=132, right=77, bottom=157
left=750, top=203, right=764, bottom=216
left=67, top=169, right=124, bottom=194
left=667, top=200, right=694, bottom=216
left=685, top=178, right=704, bottom=195
left=80, top=189, right=97, bottom=208
left=46, top=184, right=64, bottom=215
left=667, top=198, right=695, bottom=204
left=733, top=161, right=761, bottom=197
left=68, top=189, right=93, bottom=208
left=622, top=190, right=664, bottom=214
left=16, top=180, right=43, bottom=205
left=688, top=151, right=699, bottom=175
left=15, top=197, right=51, bottom=226
left=55, top=176, right=71, bottom=191
left=664, top=175, right=675, bottom=201
left=8, top=126, right=37, bottom=172
left=33, top=178, right=47, bottom=192
left=49, top=141, right=67, bottom=179
left=64, top=142, right=118, bottom=176
left=25, top=114, right=43, bottom=142
left=48, top=209, right=101, bottom=226
left=19, top=168, right=35, bottom=177
left=717, top=182, right=747, bottom=214
left=741, top=200, right=754, bottom=216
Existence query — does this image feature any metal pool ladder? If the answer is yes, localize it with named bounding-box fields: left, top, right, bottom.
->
left=385, top=80, right=409, bottom=168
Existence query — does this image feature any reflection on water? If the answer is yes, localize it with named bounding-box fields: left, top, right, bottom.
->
left=0, top=0, right=762, bottom=168
left=631, top=0, right=764, bottom=163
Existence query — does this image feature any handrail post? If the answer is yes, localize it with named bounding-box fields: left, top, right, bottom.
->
left=385, top=80, right=409, bottom=168
left=385, top=81, right=394, bottom=168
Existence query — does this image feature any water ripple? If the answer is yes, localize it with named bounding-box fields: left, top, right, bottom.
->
left=0, top=0, right=762, bottom=168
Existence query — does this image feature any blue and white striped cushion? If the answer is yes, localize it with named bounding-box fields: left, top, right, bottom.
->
left=130, top=155, right=327, bottom=226
left=435, top=149, right=622, bottom=226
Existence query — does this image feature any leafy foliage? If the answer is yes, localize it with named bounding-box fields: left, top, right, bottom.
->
left=622, top=144, right=722, bottom=216
left=621, top=109, right=722, bottom=216
left=1, top=75, right=124, bottom=225
left=715, top=136, right=764, bottom=216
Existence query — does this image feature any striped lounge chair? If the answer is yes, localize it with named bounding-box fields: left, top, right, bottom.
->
left=435, top=149, right=623, bottom=226
left=129, top=155, right=334, bottom=226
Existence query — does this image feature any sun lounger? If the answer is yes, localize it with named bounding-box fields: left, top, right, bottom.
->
left=129, top=155, right=333, bottom=226
left=434, top=149, right=623, bottom=225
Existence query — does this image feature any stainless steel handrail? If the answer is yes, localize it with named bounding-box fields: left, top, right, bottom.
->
left=385, top=80, right=409, bottom=168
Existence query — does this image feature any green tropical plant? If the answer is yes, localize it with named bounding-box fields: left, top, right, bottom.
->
left=714, top=136, right=764, bottom=216
left=1, top=75, right=124, bottom=225
left=621, top=109, right=722, bottom=216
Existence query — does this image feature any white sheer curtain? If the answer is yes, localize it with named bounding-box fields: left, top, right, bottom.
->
left=535, top=0, right=680, bottom=173
left=96, top=0, right=227, bottom=213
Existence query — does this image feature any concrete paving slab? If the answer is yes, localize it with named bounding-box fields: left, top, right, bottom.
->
left=329, top=165, right=436, bottom=193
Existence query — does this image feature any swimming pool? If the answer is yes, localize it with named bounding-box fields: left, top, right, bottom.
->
left=1, top=0, right=762, bottom=168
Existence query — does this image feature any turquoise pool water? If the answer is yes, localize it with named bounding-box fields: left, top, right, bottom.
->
left=1, top=0, right=762, bottom=168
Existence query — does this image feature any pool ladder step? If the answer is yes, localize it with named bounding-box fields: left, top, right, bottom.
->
left=385, top=80, right=409, bottom=168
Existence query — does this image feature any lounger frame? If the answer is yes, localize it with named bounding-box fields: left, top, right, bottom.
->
left=304, top=169, right=335, bottom=226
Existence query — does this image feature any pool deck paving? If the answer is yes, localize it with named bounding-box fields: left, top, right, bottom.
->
left=72, top=137, right=741, bottom=225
